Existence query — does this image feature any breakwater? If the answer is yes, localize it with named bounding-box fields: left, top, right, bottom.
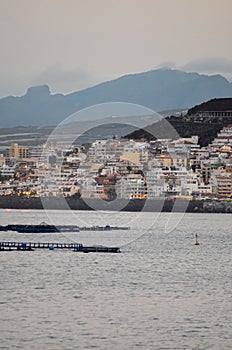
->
left=0, top=195, right=231, bottom=213
left=0, top=224, right=129, bottom=233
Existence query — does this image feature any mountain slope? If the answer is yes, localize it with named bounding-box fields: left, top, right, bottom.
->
left=0, top=69, right=232, bottom=127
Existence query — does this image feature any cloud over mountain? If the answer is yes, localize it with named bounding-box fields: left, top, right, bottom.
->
left=182, top=57, right=232, bottom=80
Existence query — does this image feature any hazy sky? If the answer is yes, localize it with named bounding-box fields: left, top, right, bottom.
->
left=0, top=0, right=232, bottom=97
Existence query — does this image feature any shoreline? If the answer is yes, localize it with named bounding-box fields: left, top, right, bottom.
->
left=0, top=196, right=231, bottom=213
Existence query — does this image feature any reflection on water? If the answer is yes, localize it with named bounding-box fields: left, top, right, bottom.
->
left=0, top=210, right=231, bottom=350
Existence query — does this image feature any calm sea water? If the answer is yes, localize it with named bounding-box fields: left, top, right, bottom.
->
left=0, top=209, right=231, bottom=350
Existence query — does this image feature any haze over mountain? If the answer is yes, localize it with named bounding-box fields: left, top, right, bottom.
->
left=0, top=68, right=232, bottom=127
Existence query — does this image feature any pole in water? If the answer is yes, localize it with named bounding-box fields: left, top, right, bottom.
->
left=195, top=233, right=199, bottom=245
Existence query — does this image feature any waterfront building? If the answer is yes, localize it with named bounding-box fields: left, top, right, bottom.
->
left=197, top=183, right=213, bottom=196
left=120, top=151, right=140, bottom=165
left=167, top=136, right=199, bottom=155
left=146, top=167, right=200, bottom=198
left=115, top=173, right=147, bottom=199
left=148, top=154, right=188, bottom=169
left=79, top=177, right=106, bottom=199
left=209, top=124, right=232, bottom=152
left=0, top=183, right=14, bottom=195
left=215, top=171, right=232, bottom=197
left=0, top=155, right=6, bottom=167
left=5, top=143, right=29, bottom=159
left=29, top=145, right=46, bottom=158
left=0, top=164, right=15, bottom=178
left=146, top=168, right=165, bottom=198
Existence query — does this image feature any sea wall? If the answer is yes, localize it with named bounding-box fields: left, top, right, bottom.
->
left=0, top=196, right=231, bottom=213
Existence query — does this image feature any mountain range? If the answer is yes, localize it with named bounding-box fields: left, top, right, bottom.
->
left=0, top=68, right=232, bottom=127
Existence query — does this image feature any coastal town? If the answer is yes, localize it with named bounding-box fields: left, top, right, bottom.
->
left=0, top=113, right=232, bottom=203
left=1, top=2, right=232, bottom=349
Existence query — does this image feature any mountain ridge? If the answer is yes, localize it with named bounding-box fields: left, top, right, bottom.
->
left=0, top=68, right=232, bottom=127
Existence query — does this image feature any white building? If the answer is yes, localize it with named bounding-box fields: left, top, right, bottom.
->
left=115, top=174, right=147, bottom=199
left=0, top=165, right=15, bottom=178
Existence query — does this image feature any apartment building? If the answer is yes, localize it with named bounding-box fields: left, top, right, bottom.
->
left=6, top=143, right=29, bottom=159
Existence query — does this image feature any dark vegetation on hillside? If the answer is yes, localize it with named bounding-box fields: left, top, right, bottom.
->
left=125, top=117, right=227, bottom=147
left=126, top=98, right=232, bottom=147
left=167, top=118, right=227, bottom=147
left=188, top=98, right=232, bottom=115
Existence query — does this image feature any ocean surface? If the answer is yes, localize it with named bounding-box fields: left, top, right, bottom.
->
left=0, top=209, right=231, bottom=350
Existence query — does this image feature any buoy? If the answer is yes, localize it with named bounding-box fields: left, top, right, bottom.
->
left=49, top=245, right=54, bottom=250
left=195, top=233, right=199, bottom=245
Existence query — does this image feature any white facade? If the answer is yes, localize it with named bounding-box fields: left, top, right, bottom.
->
left=115, top=174, right=146, bottom=199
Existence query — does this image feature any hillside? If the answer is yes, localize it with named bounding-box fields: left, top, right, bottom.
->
left=0, top=69, right=232, bottom=127
left=187, top=97, right=232, bottom=115
left=125, top=118, right=227, bottom=147
left=126, top=98, right=232, bottom=147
